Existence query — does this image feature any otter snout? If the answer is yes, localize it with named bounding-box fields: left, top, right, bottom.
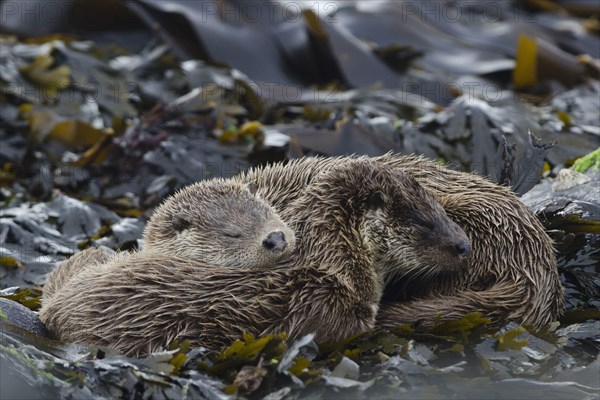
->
left=262, top=231, right=287, bottom=252
left=442, top=218, right=471, bottom=262
left=453, top=240, right=471, bottom=259
left=426, top=218, right=472, bottom=269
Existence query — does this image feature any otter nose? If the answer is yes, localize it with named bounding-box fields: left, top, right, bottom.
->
left=263, top=231, right=287, bottom=252
left=454, top=241, right=471, bottom=258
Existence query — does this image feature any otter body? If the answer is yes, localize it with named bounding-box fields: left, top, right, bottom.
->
left=236, top=154, right=562, bottom=328
left=40, top=160, right=464, bottom=355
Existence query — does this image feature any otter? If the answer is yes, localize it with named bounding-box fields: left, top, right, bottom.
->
left=234, top=154, right=563, bottom=329
left=40, top=159, right=468, bottom=355
left=42, top=179, right=295, bottom=306
left=143, top=179, right=295, bottom=269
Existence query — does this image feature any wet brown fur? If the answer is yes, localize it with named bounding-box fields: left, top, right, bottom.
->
left=42, top=247, right=114, bottom=304
left=40, top=159, right=456, bottom=355
left=236, top=153, right=563, bottom=328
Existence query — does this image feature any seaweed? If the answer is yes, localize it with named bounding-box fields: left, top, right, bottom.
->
left=0, top=2, right=599, bottom=398
left=495, top=327, right=529, bottom=351
left=572, top=148, right=600, bottom=173
left=18, top=54, right=71, bottom=97
left=0, top=288, right=43, bottom=311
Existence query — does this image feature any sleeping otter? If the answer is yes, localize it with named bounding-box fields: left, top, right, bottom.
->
left=42, top=179, right=295, bottom=305
left=40, top=159, right=468, bottom=355
left=235, top=154, right=563, bottom=328
left=143, top=179, right=295, bottom=269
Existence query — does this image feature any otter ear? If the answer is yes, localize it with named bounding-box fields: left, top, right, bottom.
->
left=172, top=215, right=191, bottom=232
left=246, top=182, right=258, bottom=196
left=367, top=191, right=385, bottom=210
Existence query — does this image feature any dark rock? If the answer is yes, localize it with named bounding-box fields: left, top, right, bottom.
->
left=0, top=298, right=51, bottom=339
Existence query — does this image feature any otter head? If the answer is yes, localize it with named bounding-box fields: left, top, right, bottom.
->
left=143, top=179, right=296, bottom=268
left=362, top=170, right=471, bottom=284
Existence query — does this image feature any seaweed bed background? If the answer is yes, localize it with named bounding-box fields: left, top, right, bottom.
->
left=0, top=1, right=599, bottom=399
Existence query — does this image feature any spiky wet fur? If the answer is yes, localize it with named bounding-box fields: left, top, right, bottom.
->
left=40, top=159, right=448, bottom=355
left=236, top=153, right=563, bottom=328
left=42, top=247, right=114, bottom=306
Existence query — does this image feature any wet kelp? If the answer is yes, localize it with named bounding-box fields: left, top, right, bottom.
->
left=1, top=315, right=598, bottom=399
left=1, top=0, right=599, bottom=398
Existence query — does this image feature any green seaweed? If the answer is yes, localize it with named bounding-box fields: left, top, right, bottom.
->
left=168, top=340, right=190, bottom=375
left=91, top=225, right=112, bottom=241
left=288, top=356, right=312, bottom=376
left=431, top=312, right=492, bottom=343
left=494, top=327, right=529, bottom=351
left=318, top=331, right=368, bottom=355
left=19, top=54, right=71, bottom=98
left=572, top=148, right=600, bottom=173
left=0, top=256, right=21, bottom=268
left=303, top=105, right=332, bottom=122
left=218, top=333, right=285, bottom=361
left=1, top=288, right=43, bottom=311
left=201, top=333, right=287, bottom=376
left=548, top=214, right=600, bottom=233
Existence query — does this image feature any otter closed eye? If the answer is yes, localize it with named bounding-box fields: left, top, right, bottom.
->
left=172, top=215, right=191, bottom=232
left=223, top=231, right=243, bottom=238
left=416, top=219, right=435, bottom=231
left=410, top=210, right=436, bottom=231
